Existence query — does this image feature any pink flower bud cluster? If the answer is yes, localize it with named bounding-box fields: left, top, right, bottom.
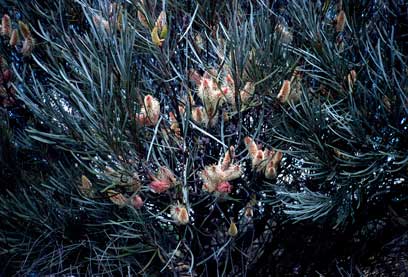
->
left=187, top=70, right=256, bottom=127
left=135, top=95, right=160, bottom=126
left=200, top=146, right=242, bottom=195
left=222, top=74, right=255, bottom=110
left=149, top=166, right=177, bottom=193
left=244, top=137, right=283, bottom=179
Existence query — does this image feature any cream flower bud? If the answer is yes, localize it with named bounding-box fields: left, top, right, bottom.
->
left=92, top=15, right=110, bottom=33
left=157, top=166, right=176, bottom=184
left=240, top=82, right=255, bottom=104
left=151, top=26, right=163, bottom=46
left=169, top=112, right=181, bottom=137
left=136, top=94, right=160, bottom=126
left=347, top=69, right=357, bottom=88
left=244, top=136, right=258, bottom=159
left=277, top=80, right=291, bottom=103
left=264, top=151, right=283, bottom=179
left=79, top=175, right=92, bottom=197
left=272, top=151, right=283, bottom=165
left=171, top=203, right=189, bottom=225
left=252, top=150, right=264, bottom=170
left=9, top=29, right=18, bottom=46
left=221, top=146, right=234, bottom=171
left=202, top=182, right=216, bottom=193
left=107, top=190, right=127, bottom=207
left=155, top=11, right=167, bottom=37
left=336, top=10, right=346, bottom=32
left=228, top=220, right=238, bottom=237
left=1, top=15, right=11, bottom=36
left=192, top=106, right=209, bottom=126
left=221, top=165, right=242, bottom=181
left=264, top=162, right=277, bottom=179
left=21, top=36, right=34, bottom=56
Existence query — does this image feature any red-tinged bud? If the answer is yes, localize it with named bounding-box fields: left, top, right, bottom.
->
left=202, top=78, right=209, bottom=88
left=245, top=205, right=254, bottom=219
left=277, top=80, right=291, bottom=103
left=135, top=112, right=146, bottom=125
left=223, top=111, right=230, bottom=122
left=79, top=175, right=93, bottom=197
left=202, top=182, right=216, bottom=193
left=2, top=69, right=11, bottom=83
left=192, top=106, right=203, bottom=121
left=142, top=94, right=160, bottom=126
left=178, top=105, right=185, bottom=114
left=137, top=10, right=149, bottom=28
left=264, top=163, right=277, bottom=179
left=192, top=106, right=208, bottom=125
left=178, top=207, right=189, bottom=224
left=252, top=150, right=264, bottom=170
left=336, top=10, right=346, bottom=32
left=171, top=203, right=189, bottom=225
left=107, top=190, right=127, bottom=207
left=155, top=11, right=167, bottom=35
left=169, top=111, right=177, bottom=121
left=158, top=166, right=176, bottom=184
left=105, top=166, right=116, bottom=175
left=21, top=36, right=34, bottom=56
left=347, top=69, right=357, bottom=88
left=222, top=87, right=230, bottom=95
left=130, top=195, right=144, bottom=208
left=9, top=29, right=19, bottom=46
left=149, top=179, right=171, bottom=193
left=1, top=15, right=11, bottom=36
left=256, top=150, right=264, bottom=159
left=226, top=74, right=234, bottom=85
left=194, top=33, right=204, bottom=52
left=216, top=181, right=232, bottom=194
left=93, top=15, right=110, bottom=33
left=145, top=95, right=153, bottom=108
